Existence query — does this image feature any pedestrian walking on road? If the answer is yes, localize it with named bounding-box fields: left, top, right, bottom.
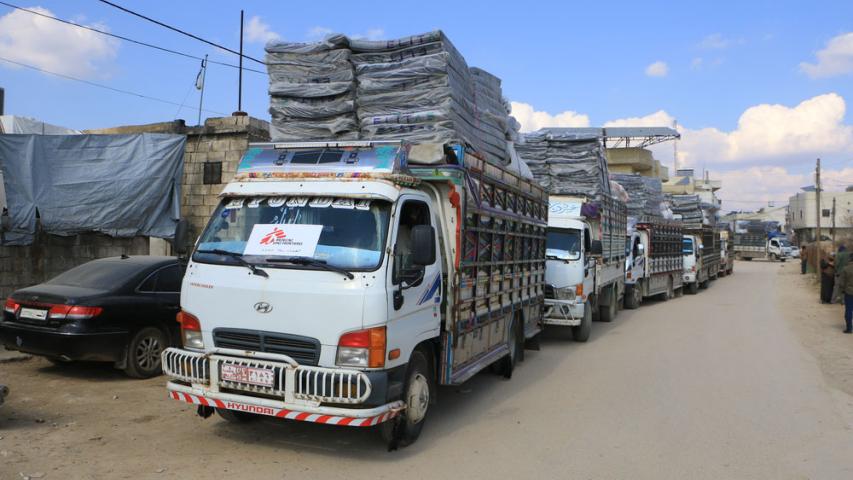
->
left=820, top=254, right=835, bottom=304
left=832, top=245, right=849, bottom=303
left=838, top=259, right=853, bottom=334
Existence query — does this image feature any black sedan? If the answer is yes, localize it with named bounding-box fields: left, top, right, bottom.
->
left=1, top=256, right=184, bottom=378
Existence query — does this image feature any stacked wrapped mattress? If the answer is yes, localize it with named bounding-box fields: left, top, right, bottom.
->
left=666, top=194, right=704, bottom=224
left=265, top=31, right=516, bottom=165
left=610, top=173, right=666, bottom=218
left=516, top=130, right=611, bottom=198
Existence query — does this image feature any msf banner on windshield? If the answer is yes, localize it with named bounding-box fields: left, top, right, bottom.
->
left=244, top=224, right=323, bottom=257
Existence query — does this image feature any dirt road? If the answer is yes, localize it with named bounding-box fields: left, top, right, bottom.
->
left=2, top=260, right=852, bottom=479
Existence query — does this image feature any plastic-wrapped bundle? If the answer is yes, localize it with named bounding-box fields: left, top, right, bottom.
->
left=517, top=130, right=611, bottom=198
left=266, top=35, right=358, bottom=141
left=665, top=194, right=704, bottom=224
left=610, top=173, right=666, bottom=218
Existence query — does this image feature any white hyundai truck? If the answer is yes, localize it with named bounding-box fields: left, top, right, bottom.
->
left=623, top=218, right=684, bottom=309
left=543, top=194, right=626, bottom=341
left=161, top=141, right=547, bottom=448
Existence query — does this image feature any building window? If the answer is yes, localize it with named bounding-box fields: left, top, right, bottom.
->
left=203, top=162, right=222, bottom=185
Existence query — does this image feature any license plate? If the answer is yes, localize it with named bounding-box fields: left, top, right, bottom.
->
left=220, top=364, right=275, bottom=388
left=19, top=307, right=48, bottom=322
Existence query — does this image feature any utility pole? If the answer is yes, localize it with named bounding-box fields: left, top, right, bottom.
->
left=831, top=197, right=836, bottom=244
left=815, top=158, right=821, bottom=275
left=672, top=119, right=679, bottom=173
left=235, top=10, right=245, bottom=115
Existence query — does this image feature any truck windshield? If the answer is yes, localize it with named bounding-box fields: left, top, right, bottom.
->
left=195, top=196, right=391, bottom=270
left=683, top=238, right=694, bottom=255
left=546, top=229, right=581, bottom=261
left=779, top=239, right=791, bottom=247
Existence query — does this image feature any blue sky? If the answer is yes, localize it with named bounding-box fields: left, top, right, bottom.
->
left=1, top=0, right=852, bottom=209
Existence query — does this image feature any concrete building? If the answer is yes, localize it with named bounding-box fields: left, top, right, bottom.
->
left=787, top=190, right=853, bottom=244
left=606, top=147, right=669, bottom=180
left=663, top=169, right=722, bottom=210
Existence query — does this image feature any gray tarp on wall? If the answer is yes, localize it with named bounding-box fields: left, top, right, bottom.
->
left=0, top=133, right=185, bottom=245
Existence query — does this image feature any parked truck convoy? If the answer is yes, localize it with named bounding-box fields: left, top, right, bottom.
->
left=682, top=225, right=720, bottom=294
left=543, top=194, right=626, bottom=341
left=160, top=141, right=547, bottom=447
left=624, top=218, right=684, bottom=309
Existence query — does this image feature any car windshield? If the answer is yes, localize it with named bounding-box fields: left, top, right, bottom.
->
left=683, top=238, right=694, bottom=255
left=46, top=261, right=144, bottom=290
left=546, top=229, right=581, bottom=260
left=195, top=196, right=391, bottom=270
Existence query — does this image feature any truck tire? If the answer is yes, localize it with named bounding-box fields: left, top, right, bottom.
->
left=599, top=287, right=617, bottom=322
left=124, top=327, right=166, bottom=379
left=659, top=277, right=673, bottom=301
left=498, top=318, right=523, bottom=379
left=624, top=284, right=641, bottom=310
left=687, top=282, right=699, bottom=295
left=380, top=349, right=433, bottom=449
left=769, top=253, right=776, bottom=262
left=572, top=302, right=592, bottom=342
left=216, top=408, right=260, bottom=423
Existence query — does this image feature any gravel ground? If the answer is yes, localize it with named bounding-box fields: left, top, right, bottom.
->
left=1, top=260, right=851, bottom=479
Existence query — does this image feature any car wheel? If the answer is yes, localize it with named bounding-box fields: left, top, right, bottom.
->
left=124, top=327, right=166, bottom=379
left=380, top=349, right=433, bottom=448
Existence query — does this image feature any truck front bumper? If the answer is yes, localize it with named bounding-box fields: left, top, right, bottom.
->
left=162, top=347, right=404, bottom=427
left=543, top=298, right=584, bottom=326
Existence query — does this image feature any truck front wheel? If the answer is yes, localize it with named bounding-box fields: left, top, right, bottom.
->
left=624, top=284, right=641, bottom=310
left=381, top=349, right=433, bottom=449
left=599, top=287, right=617, bottom=322
left=572, top=302, right=592, bottom=342
left=687, top=282, right=699, bottom=295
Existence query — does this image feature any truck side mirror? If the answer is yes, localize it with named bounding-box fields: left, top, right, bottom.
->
left=590, top=240, right=603, bottom=256
left=172, top=219, right=189, bottom=256
left=636, top=244, right=645, bottom=256
left=411, top=225, right=436, bottom=266
left=0, top=215, right=10, bottom=232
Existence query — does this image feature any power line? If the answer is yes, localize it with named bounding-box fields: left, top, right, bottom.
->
left=0, top=1, right=265, bottom=74
left=0, top=55, right=226, bottom=116
left=97, top=0, right=265, bottom=65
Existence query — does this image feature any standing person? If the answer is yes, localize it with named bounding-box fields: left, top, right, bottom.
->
left=838, top=256, right=853, bottom=334
left=832, top=245, right=849, bottom=303
left=820, top=253, right=835, bottom=304
left=800, top=242, right=809, bottom=274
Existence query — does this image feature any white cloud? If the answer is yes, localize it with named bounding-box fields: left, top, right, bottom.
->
left=698, top=33, right=742, bottom=50
left=509, top=101, right=590, bottom=132
left=307, top=27, right=384, bottom=41
left=645, top=61, right=668, bottom=77
left=604, top=94, right=853, bottom=210
left=245, top=15, right=280, bottom=44
left=0, top=7, right=118, bottom=78
left=800, top=32, right=853, bottom=78
left=691, top=57, right=704, bottom=69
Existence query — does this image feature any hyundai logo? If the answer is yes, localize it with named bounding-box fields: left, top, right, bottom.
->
left=254, top=302, right=273, bottom=314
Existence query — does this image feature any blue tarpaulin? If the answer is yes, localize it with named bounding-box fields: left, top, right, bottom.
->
left=0, top=133, right=185, bottom=245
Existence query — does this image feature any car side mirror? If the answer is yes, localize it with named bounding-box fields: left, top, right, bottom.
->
left=590, top=240, right=603, bottom=256
left=411, top=225, right=436, bottom=266
left=172, top=219, right=189, bottom=256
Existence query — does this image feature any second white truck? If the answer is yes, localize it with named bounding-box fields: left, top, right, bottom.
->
left=624, top=218, right=684, bottom=308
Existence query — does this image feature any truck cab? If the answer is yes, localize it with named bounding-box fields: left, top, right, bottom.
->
left=544, top=218, right=594, bottom=339
left=767, top=237, right=792, bottom=261
left=683, top=234, right=701, bottom=294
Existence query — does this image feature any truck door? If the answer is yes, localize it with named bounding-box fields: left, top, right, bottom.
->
left=386, top=197, right=441, bottom=366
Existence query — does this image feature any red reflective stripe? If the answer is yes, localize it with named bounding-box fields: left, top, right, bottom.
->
left=337, top=417, right=355, bottom=426
left=169, top=391, right=179, bottom=400
left=294, top=412, right=311, bottom=421
left=275, top=409, right=291, bottom=418
left=212, top=399, right=226, bottom=409
left=315, top=415, right=332, bottom=424
left=197, top=396, right=209, bottom=407
left=181, top=392, right=194, bottom=404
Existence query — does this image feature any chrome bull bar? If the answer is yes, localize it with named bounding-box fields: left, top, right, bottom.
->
left=161, top=347, right=372, bottom=405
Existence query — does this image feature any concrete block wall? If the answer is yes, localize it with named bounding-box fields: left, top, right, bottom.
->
left=0, top=115, right=270, bottom=296
left=0, top=232, right=149, bottom=299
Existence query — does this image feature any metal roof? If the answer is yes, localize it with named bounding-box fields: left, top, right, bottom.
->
left=534, top=127, right=680, bottom=148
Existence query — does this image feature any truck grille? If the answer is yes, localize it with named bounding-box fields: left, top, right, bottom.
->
left=212, top=329, right=320, bottom=366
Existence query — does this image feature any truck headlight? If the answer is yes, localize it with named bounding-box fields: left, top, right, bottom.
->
left=553, top=286, right=576, bottom=300
left=336, top=327, right=386, bottom=368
